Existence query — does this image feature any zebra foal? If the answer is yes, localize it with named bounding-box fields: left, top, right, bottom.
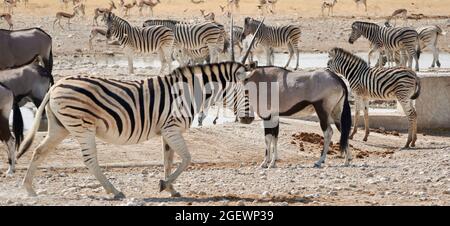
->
left=327, top=48, right=420, bottom=148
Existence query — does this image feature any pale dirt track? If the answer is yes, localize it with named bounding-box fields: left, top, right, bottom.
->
left=0, top=0, right=449, bottom=206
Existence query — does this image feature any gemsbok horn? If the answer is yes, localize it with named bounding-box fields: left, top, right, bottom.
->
left=241, top=18, right=265, bottom=64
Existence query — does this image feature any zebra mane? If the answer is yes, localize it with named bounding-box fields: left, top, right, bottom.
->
left=352, top=21, right=380, bottom=29
left=332, top=47, right=368, bottom=67
left=109, top=12, right=131, bottom=27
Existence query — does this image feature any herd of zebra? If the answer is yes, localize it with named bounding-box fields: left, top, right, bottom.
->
left=0, top=1, right=446, bottom=199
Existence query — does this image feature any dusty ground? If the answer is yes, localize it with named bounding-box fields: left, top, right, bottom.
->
left=0, top=0, right=449, bottom=206
left=1, top=119, right=449, bottom=206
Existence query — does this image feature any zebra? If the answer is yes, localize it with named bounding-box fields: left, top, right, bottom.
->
left=378, top=25, right=446, bottom=68
left=230, top=26, right=245, bottom=54
left=16, top=22, right=263, bottom=199
left=416, top=25, right=445, bottom=68
left=327, top=47, right=421, bottom=149
left=173, top=46, right=210, bottom=66
left=104, top=12, right=175, bottom=74
left=242, top=17, right=301, bottom=70
left=348, top=21, right=420, bottom=71
left=143, top=19, right=225, bottom=65
left=16, top=63, right=255, bottom=199
left=142, top=19, right=179, bottom=31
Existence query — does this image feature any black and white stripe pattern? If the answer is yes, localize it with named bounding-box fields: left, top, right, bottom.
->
left=104, top=12, right=175, bottom=74
left=143, top=19, right=225, bottom=64
left=416, top=25, right=445, bottom=68
left=173, top=22, right=225, bottom=63
left=18, top=62, right=254, bottom=199
left=142, top=19, right=179, bottom=31
left=349, top=21, right=420, bottom=71
left=242, top=17, right=301, bottom=69
left=376, top=24, right=446, bottom=68
left=231, top=25, right=245, bottom=53
left=327, top=47, right=421, bottom=148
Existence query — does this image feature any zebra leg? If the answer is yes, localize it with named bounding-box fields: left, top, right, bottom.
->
left=284, top=43, right=294, bottom=69
left=350, top=97, right=361, bottom=140
left=159, top=126, right=191, bottom=197
left=265, top=47, right=272, bottom=66
left=74, top=131, right=125, bottom=199
left=431, top=44, right=440, bottom=68
left=362, top=98, right=370, bottom=142
left=213, top=105, right=220, bottom=125
left=198, top=110, right=206, bottom=127
left=294, top=44, right=300, bottom=70
left=162, top=137, right=180, bottom=197
left=22, top=109, right=69, bottom=197
left=398, top=99, right=417, bottom=148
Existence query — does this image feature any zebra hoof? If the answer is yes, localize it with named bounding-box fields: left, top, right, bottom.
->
left=114, top=192, right=126, bottom=200
left=159, top=180, right=166, bottom=192
left=313, top=162, right=322, bottom=168
left=363, top=137, right=368, bottom=142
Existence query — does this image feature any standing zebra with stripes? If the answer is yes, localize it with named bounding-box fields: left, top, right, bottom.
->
left=348, top=21, right=420, bottom=71
left=376, top=24, right=446, bottom=68
left=104, top=12, right=175, bottom=74
left=242, top=17, right=301, bottom=70
left=16, top=22, right=263, bottom=199
left=327, top=47, right=420, bottom=148
left=143, top=19, right=225, bottom=66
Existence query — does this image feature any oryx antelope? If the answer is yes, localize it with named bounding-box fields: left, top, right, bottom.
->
left=246, top=66, right=352, bottom=168
left=0, top=63, right=53, bottom=176
left=327, top=47, right=420, bottom=148
left=0, top=28, right=53, bottom=73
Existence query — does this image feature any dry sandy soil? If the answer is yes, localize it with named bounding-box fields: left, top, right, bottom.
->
left=0, top=0, right=449, bottom=206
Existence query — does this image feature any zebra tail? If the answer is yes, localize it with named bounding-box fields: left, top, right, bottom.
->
left=12, top=98, right=24, bottom=153
left=16, top=90, right=51, bottom=160
left=339, top=81, right=352, bottom=154
left=416, top=36, right=422, bottom=59
left=411, top=77, right=421, bottom=100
